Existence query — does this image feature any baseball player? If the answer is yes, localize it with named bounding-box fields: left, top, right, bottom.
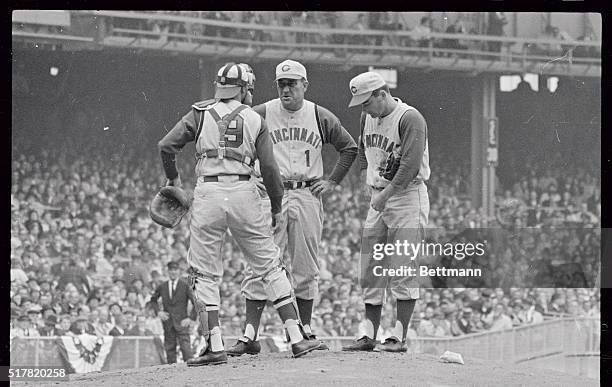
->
left=341, top=72, right=430, bottom=353
left=227, top=60, right=357, bottom=356
left=157, top=62, right=320, bottom=366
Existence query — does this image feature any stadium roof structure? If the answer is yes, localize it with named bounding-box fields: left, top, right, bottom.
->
left=12, top=11, right=601, bottom=78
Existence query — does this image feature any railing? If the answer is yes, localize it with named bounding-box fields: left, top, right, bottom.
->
left=10, top=317, right=599, bottom=371
left=12, top=11, right=602, bottom=77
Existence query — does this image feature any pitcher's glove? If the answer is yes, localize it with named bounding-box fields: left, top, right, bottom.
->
left=379, top=152, right=401, bottom=181
left=149, top=186, right=192, bottom=228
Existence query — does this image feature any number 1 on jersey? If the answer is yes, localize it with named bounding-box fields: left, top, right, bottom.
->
left=305, top=149, right=310, bottom=167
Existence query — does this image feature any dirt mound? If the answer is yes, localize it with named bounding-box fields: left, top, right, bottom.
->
left=27, top=352, right=598, bottom=387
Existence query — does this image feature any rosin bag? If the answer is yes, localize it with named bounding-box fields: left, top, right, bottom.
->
left=440, top=350, right=465, bottom=365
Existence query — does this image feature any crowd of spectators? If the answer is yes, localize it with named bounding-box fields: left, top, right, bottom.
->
left=10, top=134, right=600, bottom=346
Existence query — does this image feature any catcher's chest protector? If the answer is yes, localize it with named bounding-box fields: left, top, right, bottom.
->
left=193, top=102, right=259, bottom=177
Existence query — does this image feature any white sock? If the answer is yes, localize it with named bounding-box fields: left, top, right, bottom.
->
left=303, top=324, right=312, bottom=335
left=284, top=319, right=303, bottom=344
left=210, top=326, right=224, bottom=352
left=244, top=324, right=255, bottom=341
left=359, top=319, right=375, bottom=339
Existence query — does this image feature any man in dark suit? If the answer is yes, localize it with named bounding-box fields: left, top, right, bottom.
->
left=150, top=261, right=197, bottom=363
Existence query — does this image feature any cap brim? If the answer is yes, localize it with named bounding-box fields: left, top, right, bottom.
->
left=214, top=85, right=241, bottom=99
left=275, top=74, right=304, bottom=81
left=348, top=92, right=373, bottom=107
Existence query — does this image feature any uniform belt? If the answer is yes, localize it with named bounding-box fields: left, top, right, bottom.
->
left=283, top=180, right=315, bottom=190
left=371, top=179, right=423, bottom=191
left=202, top=175, right=251, bottom=182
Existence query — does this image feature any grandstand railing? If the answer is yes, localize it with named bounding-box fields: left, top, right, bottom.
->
left=12, top=11, right=601, bottom=77
left=10, top=317, right=599, bottom=371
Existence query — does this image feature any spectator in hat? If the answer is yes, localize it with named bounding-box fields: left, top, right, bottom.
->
left=14, top=314, right=40, bottom=337
left=455, top=307, right=476, bottom=335
left=70, top=311, right=95, bottom=335
left=40, top=314, right=60, bottom=336
left=27, top=305, right=43, bottom=326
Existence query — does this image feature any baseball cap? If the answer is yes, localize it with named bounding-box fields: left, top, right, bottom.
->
left=275, top=60, right=307, bottom=81
left=348, top=71, right=386, bottom=107
left=214, top=63, right=249, bottom=99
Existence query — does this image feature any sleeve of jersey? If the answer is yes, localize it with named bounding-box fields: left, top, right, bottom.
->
left=357, top=112, right=368, bottom=171
left=255, top=117, right=283, bottom=214
left=391, top=110, right=427, bottom=190
left=318, top=106, right=358, bottom=184
left=252, top=103, right=266, bottom=119
left=158, top=110, right=197, bottom=180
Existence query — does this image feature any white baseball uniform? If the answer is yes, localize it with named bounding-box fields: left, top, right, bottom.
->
left=242, top=98, right=357, bottom=301
left=359, top=98, right=430, bottom=304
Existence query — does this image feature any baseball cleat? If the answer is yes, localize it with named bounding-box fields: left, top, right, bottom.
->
left=341, top=336, right=377, bottom=352
left=186, top=349, right=228, bottom=366
left=291, top=338, right=321, bottom=358
left=306, top=334, right=329, bottom=350
left=373, top=338, right=407, bottom=353
left=226, top=337, right=262, bottom=357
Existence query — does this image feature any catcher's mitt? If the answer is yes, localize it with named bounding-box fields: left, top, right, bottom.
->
left=379, top=152, right=401, bottom=181
left=149, top=186, right=192, bottom=228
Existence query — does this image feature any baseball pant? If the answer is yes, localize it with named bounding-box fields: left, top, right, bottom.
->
left=188, top=177, right=289, bottom=309
left=164, top=325, right=192, bottom=363
left=361, top=182, right=429, bottom=304
left=241, top=187, right=323, bottom=301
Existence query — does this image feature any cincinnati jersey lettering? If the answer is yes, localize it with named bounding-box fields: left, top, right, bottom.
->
left=269, top=126, right=323, bottom=149
left=263, top=99, right=324, bottom=181
left=363, top=98, right=430, bottom=188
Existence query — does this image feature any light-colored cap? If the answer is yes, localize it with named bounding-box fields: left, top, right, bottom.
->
left=348, top=71, right=386, bottom=107
left=275, top=59, right=307, bottom=81
left=214, top=63, right=249, bottom=99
